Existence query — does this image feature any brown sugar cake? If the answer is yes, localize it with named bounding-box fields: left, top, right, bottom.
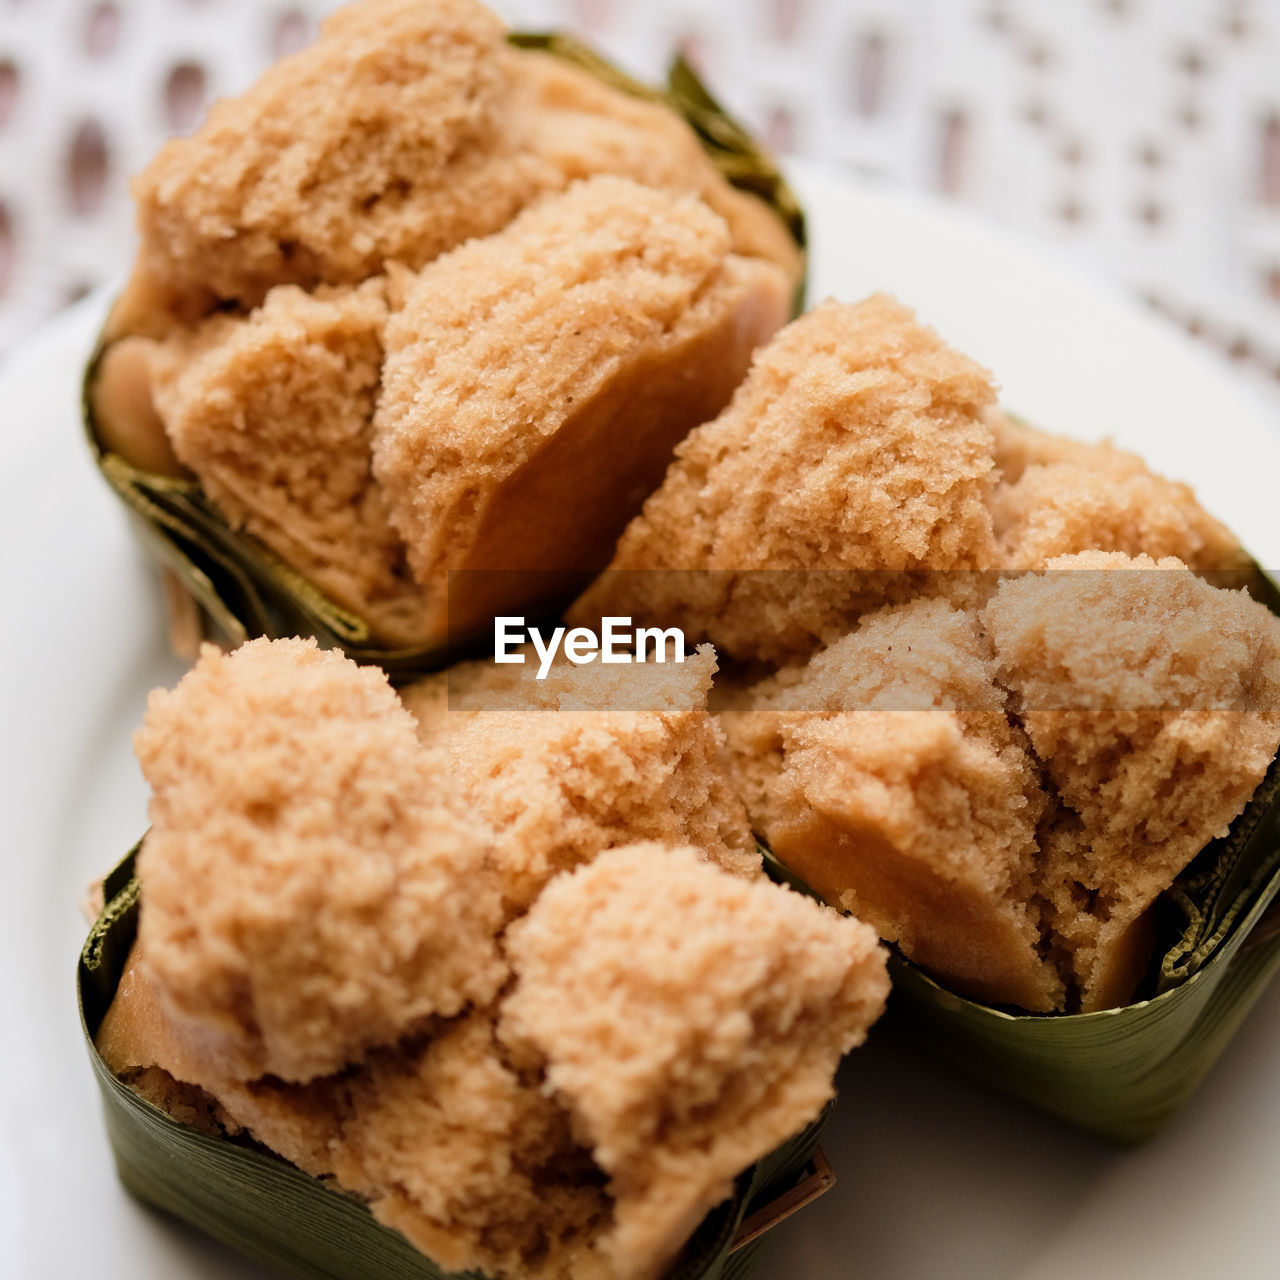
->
left=371, top=174, right=790, bottom=643
left=114, top=0, right=521, bottom=331
left=88, top=0, right=803, bottom=654
left=98, top=845, right=887, bottom=1280
left=329, top=1012, right=613, bottom=1280
left=96, top=952, right=234, bottom=1142
left=721, top=596, right=1062, bottom=1012
left=569, top=294, right=1002, bottom=664
left=726, top=554, right=1280, bottom=1012
left=988, top=413, right=1246, bottom=570
left=96, top=636, right=892, bottom=1279
left=103, top=0, right=800, bottom=340
left=98, top=951, right=612, bottom=1278
left=96, top=939, right=350, bottom=1176
left=984, top=551, right=1280, bottom=1010
left=109, top=175, right=788, bottom=650
left=133, top=637, right=506, bottom=1083
left=143, top=280, right=431, bottom=648
left=500, top=844, right=889, bottom=1278
left=402, top=645, right=760, bottom=915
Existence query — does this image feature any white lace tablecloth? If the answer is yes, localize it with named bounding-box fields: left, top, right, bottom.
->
left=1, top=0, right=1278, bottom=412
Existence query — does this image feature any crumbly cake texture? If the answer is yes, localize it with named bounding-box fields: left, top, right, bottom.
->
left=403, top=646, right=760, bottom=915
left=332, top=1013, right=613, bottom=1280
left=726, top=558, right=1280, bottom=1011
left=102, top=636, right=887, bottom=1278
left=989, top=415, right=1245, bottom=570
left=100, top=945, right=606, bottom=1280
left=145, top=281, right=429, bottom=648
left=99, top=850, right=890, bottom=1280
left=97, top=940, right=350, bottom=1175
left=984, top=550, right=1280, bottom=1009
left=133, top=638, right=506, bottom=1083
left=500, top=844, right=889, bottom=1278
left=118, top=1067, right=229, bottom=1136
left=126, top=0, right=520, bottom=322
left=514, top=49, right=802, bottom=284
left=134, top=173, right=785, bottom=649
left=115, top=0, right=799, bottom=334
left=102, top=970, right=613, bottom=1280
left=571, top=329, right=1243, bottom=665
left=101, top=0, right=806, bottom=648
left=97, top=948, right=237, bottom=1140
left=570, top=294, right=1002, bottom=663
left=371, top=174, right=789, bottom=641
left=722, top=597, right=1062, bottom=1011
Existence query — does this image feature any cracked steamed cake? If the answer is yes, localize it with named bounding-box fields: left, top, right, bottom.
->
left=99, top=848, right=890, bottom=1280
left=570, top=294, right=1002, bottom=664
left=722, top=596, right=1062, bottom=1012
left=97, top=638, right=892, bottom=1280
left=96, top=939, right=350, bottom=1176
left=90, top=0, right=803, bottom=651
left=116, top=174, right=788, bottom=650
left=98, top=956, right=612, bottom=1279
left=984, top=551, right=1280, bottom=1010
left=107, top=0, right=800, bottom=338
left=371, top=174, right=790, bottom=643
left=500, top=844, right=889, bottom=1279
left=725, top=557, right=1280, bottom=1012
left=144, top=279, right=430, bottom=648
left=133, top=637, right=506, bottom=1083
left=514, top=47, right=801, bottom=284
left=329, top=1011, right=613, bottom=1280
left=119, top=0, right=521, bottom=327
left=402, top=645, right=759, bottom=915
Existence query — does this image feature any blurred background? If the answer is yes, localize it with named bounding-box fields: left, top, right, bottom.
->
left=0, top=0, right=1279, bottom=408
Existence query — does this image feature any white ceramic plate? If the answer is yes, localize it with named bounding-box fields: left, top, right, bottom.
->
left=4, top=158, right=1280, bottom=1280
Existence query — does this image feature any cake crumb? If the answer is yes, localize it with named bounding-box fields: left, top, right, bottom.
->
left=722, top=597, right=1062, bottom=1011
left=403, top=645, right=759, bottom=915
left=118, top=0, right=800, bottom=333
left=990, top=416, right=1243, bottom=570
left=128, top=0, right=527, bottom=317
left=515, top=48, right=802, bottom=283
left=372, top=174, right=788, bottom=644
left=334, top=1012, right=612, bottom=1280
left=571, top=295, right=1001, bottom=663
left=147, top=281, right=432, bottom=647
left=985, top=550, right=1280, bottom=1008
left=133, top=638, right=505, bottom=1082
left=500, top=843, right=888, bottom=1278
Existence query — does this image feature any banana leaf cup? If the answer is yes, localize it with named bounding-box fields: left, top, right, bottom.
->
left=760, top=565, right=1280, bottom=1145
left=79, top=847, right=836, bottom=1280
left=81, top=33, right=807, bottom=684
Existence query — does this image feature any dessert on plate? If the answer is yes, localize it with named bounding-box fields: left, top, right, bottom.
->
left=76, top=13, right=1280, bottom=1268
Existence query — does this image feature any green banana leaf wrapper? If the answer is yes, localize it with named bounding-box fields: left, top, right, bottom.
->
left=760, top=567, right=1280, bottom=1145
left=82, top=33, right=807, bottom=683
left=79, top=849, right=833, bottom=1280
